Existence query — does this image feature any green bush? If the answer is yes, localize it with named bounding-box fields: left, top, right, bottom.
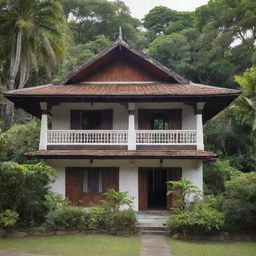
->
left=167, top=178, right=201, bottom=211
left=43, top=192, right=69, bottom=211
left=46, top=206, right=88, bottom=231
left=87, top=206, right=110, bottom=230
left=204, top=160, right=241, bottom=195
left=167, top=198, right=224, bottom=236
left=101, top=189, right=134, bottom=212
left=0, top=162, right=57, bottom=227
left=222, top=172, right=256, bottom=232
left=0, top=209, right=19, bottom=228
left=105, top=209, right=138, bottom=235
left=0, top=121, right=40, bottom=163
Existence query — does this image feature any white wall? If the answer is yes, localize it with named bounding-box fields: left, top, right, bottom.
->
left=47, top=158, right=203, bottom=211
left=51, top=102, right=196, bottom=130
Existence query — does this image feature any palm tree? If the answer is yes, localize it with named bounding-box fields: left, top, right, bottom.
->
left=0, top=0, right=69, bottom=130
left=235, top=67, right=256, bottom=134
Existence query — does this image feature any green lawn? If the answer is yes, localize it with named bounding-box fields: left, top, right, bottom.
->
left=168, top=238, right=256, bottom=256
left=0, top=234, right=140, bottom=256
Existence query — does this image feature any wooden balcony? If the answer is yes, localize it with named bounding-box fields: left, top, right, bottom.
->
left=46, top=130, right=197, bottom=147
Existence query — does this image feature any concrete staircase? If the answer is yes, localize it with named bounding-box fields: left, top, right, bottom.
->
left=136, top=211, right=170, bottom=235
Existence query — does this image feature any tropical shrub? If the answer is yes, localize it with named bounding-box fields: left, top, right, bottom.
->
left=167, top=178, right=201, bottom=211
left=0, top=161, right=56, bottom=227
left=87, top=206, right=110, bottom=230
left=0, top=121, right=40, bottom=163
left=204, top=160, right=241, bottom=195
left=43, top=192, right=69, bottom=211
left=46, top=206, right=88, bottom=231
left=0, top=209, right=19, bottom=228
left=105, top=209, right=138, bottom=235
left=101, top=189, right=134, bottom=212
left=167, top=198, right=224, bottom=236
left=222, top=172, right=256, bottom=232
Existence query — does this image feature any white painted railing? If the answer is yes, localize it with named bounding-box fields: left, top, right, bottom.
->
left=47, top=130, right=197, bottom=146
left=47, top=130, right=128, bottom=145
left=136, top=130, right=197, bottom=145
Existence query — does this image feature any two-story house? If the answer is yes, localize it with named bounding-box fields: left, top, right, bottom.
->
left=4, top=39, right=240, bottom=211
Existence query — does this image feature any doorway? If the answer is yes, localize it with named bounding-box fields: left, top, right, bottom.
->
left=138, top=167, right=182, bottom=211
left=148, top=169, right=167, bottom=209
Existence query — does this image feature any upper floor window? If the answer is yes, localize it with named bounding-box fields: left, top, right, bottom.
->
left=70, top=109, right=113, bottom=130
left=138, top=109, right=181, bottom=130
left=151, top=113, right=169, bottom=130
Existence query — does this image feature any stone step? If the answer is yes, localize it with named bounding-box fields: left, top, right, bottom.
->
left=141, top=230, right=168, bottom=236
left=136, top=211, right=170, bottom=216
left=140, top=226, right=166, bottom=231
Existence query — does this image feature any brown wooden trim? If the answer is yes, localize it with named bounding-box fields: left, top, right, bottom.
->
left=137, top=145, right=196, bottom=150
left=48, top=145, right=127, bottom=150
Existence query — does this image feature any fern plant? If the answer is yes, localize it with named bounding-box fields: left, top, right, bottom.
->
left=166, top=178, right=201, bottom=211
left=101, top=189, right=134, bottom=212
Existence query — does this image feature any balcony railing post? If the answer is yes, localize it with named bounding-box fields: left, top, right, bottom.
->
left=128, top=103, right=136, bottom=150
left=39, top=102, right=48, bottom=150
left=196, top=103, right=205, bottom=150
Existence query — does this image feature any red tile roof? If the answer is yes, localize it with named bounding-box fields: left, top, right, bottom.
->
left=6, top=83, right=239, bottom=96
left=25, top=149, right=217, bottom=160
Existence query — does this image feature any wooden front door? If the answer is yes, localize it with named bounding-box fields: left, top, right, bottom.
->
left=138, top=167, right=182, bottom=211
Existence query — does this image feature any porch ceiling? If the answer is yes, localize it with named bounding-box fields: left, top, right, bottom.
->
left=25, top=149, right=217, bottom=161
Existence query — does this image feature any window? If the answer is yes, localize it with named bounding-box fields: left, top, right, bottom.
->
left=70, top=110, right=113, bottom=130
left=81, top=111, right=101, bottom=130
left=151, top=114, right=169, bottom=130
left=82, top=169, right=102, bottom=193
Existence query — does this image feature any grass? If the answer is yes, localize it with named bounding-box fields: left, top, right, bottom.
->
left=168, top=238, right=256, bottom=256
left=0, top=234, right=140, bottom=256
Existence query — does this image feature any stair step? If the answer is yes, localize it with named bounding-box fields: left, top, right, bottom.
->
left=141, top=230, right=168, bottom=236
left=140, top=226, right=166, bottom=231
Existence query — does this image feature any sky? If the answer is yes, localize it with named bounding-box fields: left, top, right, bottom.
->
left=119, top=0, right=209, bottom=19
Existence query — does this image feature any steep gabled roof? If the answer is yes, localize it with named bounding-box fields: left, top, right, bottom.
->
left=59, top=39, right=188, bottom=84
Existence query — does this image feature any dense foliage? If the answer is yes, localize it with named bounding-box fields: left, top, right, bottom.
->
left=0, top=162, right=56, bottom=227
left=222, top=172, right=256, bottom=232
left=167, top=198, right=224, bottom=236
left=45, top=189, right=138, bottom=235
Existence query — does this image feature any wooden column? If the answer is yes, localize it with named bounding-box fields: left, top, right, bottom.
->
left=128, top=103, right=136, bottom=150
left=196, top=103, right=205, bottom=150
left=39, top=102, right=48, bottom=150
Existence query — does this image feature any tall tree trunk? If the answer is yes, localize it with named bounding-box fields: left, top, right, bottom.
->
left=3, top=100, right=14, bottom=131
left=3, top=29, right=23, bottom=130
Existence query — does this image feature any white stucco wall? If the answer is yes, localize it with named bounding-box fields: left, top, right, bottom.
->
left=50, top=102, right=196, bottom=130
left=47, top=159, right=203, bottom=211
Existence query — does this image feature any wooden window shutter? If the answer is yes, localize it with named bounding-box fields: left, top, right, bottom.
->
left=167, top=168, right=182, bottom=209
left=65, top=167, right=83, bottom=204
left=138, top=109, right=151, bottom=130
left=169, top=109, right=182, bottom=130
left=102, top=168, right=119, bottom=192
left=70, top=110, right=81, bottom=129
left=101, top=109, right=113, bottom=129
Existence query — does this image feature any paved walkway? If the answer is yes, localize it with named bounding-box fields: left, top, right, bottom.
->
left=139, top=235, right=171, bottom=256
left=0, top=251, right=43, bottom=256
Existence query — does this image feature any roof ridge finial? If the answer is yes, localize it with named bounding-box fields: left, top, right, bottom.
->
left=118, top=26, right=122, bottom=40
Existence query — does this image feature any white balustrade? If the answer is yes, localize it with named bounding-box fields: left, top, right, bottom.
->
left=47, top=130, right=197, bottom=146
left=136, top=130, right=197, bottom=145
left=47, top=130, right=128, bottom=145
